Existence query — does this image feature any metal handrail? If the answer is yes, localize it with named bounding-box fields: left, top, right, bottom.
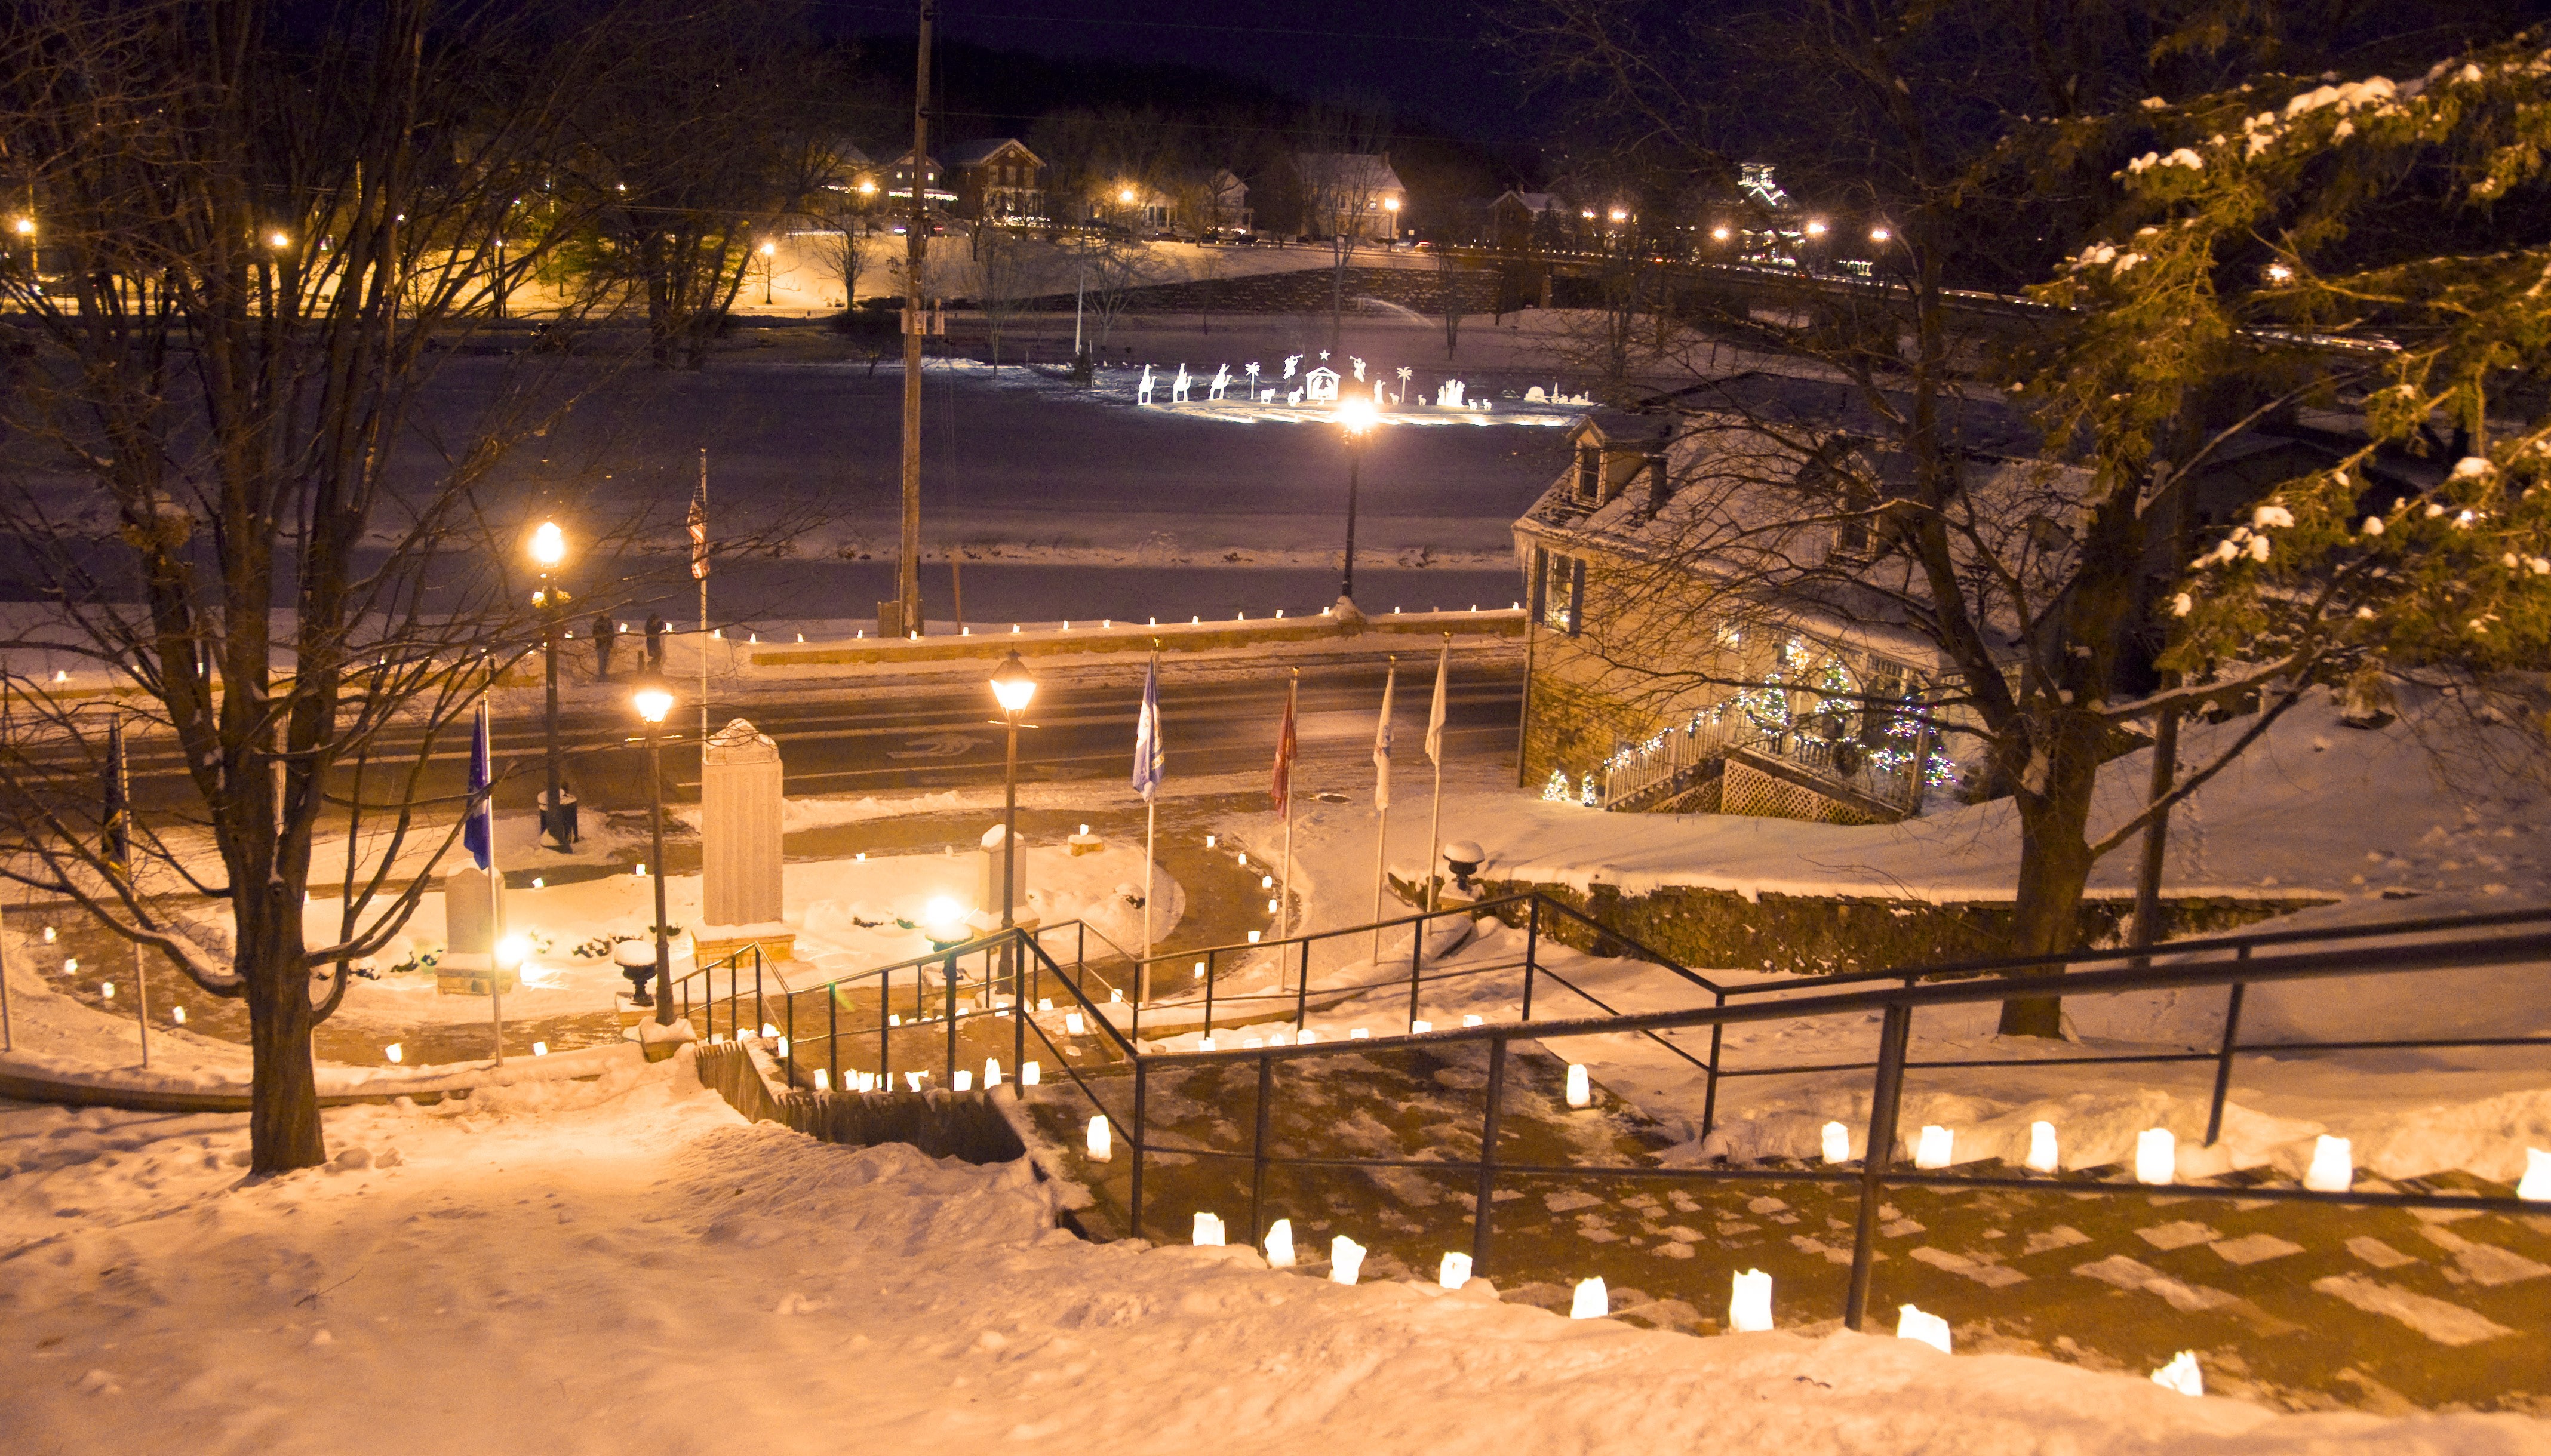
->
left=1074, top=904, right=2551, bottom=1336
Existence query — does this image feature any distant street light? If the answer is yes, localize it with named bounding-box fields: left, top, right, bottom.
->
left=1711, top=224, right=1732, bottom=242
left=631, top=673, right=677, bottom=1025
left=1870, top=226, right=1892, bottom=242
left=1804, top=218, right=1828, bottom=237
left=759, top=239, right=777, bottom=304
left=1336, top=396, right=1379, bottom=606
left=266, top=230, right=290, bottom=249
left=529, top=522, right=570, bottom=852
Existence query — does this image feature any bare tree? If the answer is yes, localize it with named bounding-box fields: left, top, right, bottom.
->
left=0, top=0, right=607, bottom=1171
left=1291, top=105, right=1397, bottom=352
left=557, top=0, right=843, bottom=368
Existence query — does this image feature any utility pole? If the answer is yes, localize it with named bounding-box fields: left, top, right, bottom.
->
left=893, top=0, right=933, bottom=639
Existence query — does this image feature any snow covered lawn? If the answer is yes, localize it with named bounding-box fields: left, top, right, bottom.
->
left=7, top=1054, right=2548, bottom=1454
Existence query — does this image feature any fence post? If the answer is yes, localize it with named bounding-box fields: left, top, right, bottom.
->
left=2205, top=949, right=2251, bottom=1147
left=786, top=989, right=797, bottom=1087
left=1248, top=1053, right=1274, bottom=1251
left=828, top=980, right=838, bottom=1092
left=880, top=968, right=892, bottom=1083
left=945, top=953, right=960, bottom=1088
left=1842, top=1001, right=1913, bottom=1332
left=1407, top=908, right=1425, bottom=1029
left=1520, top=898, right=1541, bottom=1021
left=755, top=951, right=766, bottom=1037
left=1204, top=949, right=1216, bottom=1035
left=1701, top=990, right=1725, bottom=1139
left=1014, top=934, right=1028, bottom=1098
left=1295, top=941, right=1312, bottom=1031
left=1470, top=1035, right=1508, bottom=1275
left=1130, top=1060, right=1149, bottom=1244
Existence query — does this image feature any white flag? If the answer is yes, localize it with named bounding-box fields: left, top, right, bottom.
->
left=1425, top=644, right=1449, bottom=766
left=1372, top=666, right=1396, bottom=811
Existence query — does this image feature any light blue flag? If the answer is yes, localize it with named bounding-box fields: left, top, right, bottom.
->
left=464, top=701, right=494, bottom=871
left=1132, top=657, right=1164, bottom=802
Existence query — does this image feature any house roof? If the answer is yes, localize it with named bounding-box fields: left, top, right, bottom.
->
left=1293, top=152, right=1406, bottom=196
left=943, top=137, right=1041, bottom=169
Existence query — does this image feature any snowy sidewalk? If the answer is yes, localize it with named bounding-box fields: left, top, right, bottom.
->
left=7, top=1052, right=2546, bottom=1454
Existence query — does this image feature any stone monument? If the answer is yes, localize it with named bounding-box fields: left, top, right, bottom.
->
left=693, top=718, right=794, bottom=966
left=436, top=867, right=514, bottom=996
left=977, top=823, right=1037, bottom=928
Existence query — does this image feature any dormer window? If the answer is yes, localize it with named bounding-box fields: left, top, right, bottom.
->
left=1575, top=445, right=1602, bottom=504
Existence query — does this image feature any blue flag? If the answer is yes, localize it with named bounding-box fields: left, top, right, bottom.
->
left=1132, top=657, right=1164, bottom=803
left=464, top=701, right=494, bottom=871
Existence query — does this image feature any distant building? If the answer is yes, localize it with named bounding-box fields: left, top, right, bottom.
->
left=1488, top=190, right=1557, bottom=251
left=1199, top=168, right=1252, bottom=233
left=944, top=138, right=1046, bottom=222
left=879, top=149, right=955, bottom=210
left=1289, top=152, right=1407, bottom=241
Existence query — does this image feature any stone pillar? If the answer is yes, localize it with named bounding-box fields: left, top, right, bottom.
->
left=978, top=823, right=1034, bottom=926
left=436, top=867, right=514, bottom=996
left=694, top=718, right=794, bottom=965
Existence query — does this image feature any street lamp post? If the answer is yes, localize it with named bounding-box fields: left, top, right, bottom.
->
left=1335, top=396, right=1378, bottom=607
left=989, top=652, right=1038, bottom=932
left=530, top=521, right=568, bottom=852
left=632, top=673, right=677, bottom=1026
left=759, top=239, right=777, bottom=304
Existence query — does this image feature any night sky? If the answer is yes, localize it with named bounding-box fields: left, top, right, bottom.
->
left=825, top=0, right=1527, bottom=143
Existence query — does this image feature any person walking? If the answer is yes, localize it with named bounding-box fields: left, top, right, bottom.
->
left=644, top=611, right=668, bottom=670
left=592, top=612, right=616, bottom=681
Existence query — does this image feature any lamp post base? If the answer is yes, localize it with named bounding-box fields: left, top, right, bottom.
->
left=1330, top=595, right=1365, bottom=624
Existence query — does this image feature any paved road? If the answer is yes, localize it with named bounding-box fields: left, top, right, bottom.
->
left=101, top=657, right=1526, bottom=820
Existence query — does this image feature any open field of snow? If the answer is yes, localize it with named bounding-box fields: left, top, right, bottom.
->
left=8, top=1052, right=2549, bottom=1454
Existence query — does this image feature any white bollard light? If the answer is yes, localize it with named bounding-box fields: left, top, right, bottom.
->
left=1350, top=1027, right=1369, bottom=1039
left=1329, top=1235, right=1366, bottom=1286
left=813, top=1069, right=830, bottom=1091
left=1570, top=1276, right=1609, bottom=1319
left=761, top=1023, right=779, bottom=1039
left=1439, top=1251, right=1473, bottom=1290
left=985, top=1058, right=1003, bottom=1088
left=1296, top=1029, right=1317, bottom=1045
left=101, top=981, right=114, bottom=999
left=905, top=1072, right=924, bottom=1091
left=2135, top=1128, right=2177, bottom=1185
left=1565, top=1064, right=1592, bottom=1108
left=1411, top=1020, right=1433, bottom=1034
left=170, top=1006, right=186, bottom=1025
left=2151, top=1350, right=2204, bottom=1396
left=2304, top=1135, right=2354, bottom=1193
left=385, top=1043, right=403, bottom=1064
left=1109, top=988, right=1124, bottom=1003
left=1193, top=1212, right=1227, bottom=1246
left=2520, top=1147, right=2551, bottom=1201
left=2026, top=1121, right=2060, bottom=1173
left=1022, top=1061, right=1041, bottom=1086
left=532, top=1041, right=549, bottom=1057
left=1065, top=1012, right=1086, bottom=1035
left=953, top=1069, right=974, bottom=1091
left=1038, top=998, right=1054, bottom=1012
left=1896, top=1304, right=1951, bottom=1353
left=1821, top=1121, right=1851, bottom=1164
left=1087, top=1115, right=1112, bottom=1161
left=1729, top=1269, right=1774, bottom=1332
left=1914, top=1125, right=1954, bottom=1169
left=1198, top=1036, right=1216, bottom=1052
left=1265, top=1218, right=1296, bottom=1267
left=774, top=1036, right=790, bottom=1058
left=1462, top=1014, right=1485, bottom=1027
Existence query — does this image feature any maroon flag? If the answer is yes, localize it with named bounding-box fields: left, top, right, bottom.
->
left=687, top=490, right=708, bottom=581
left=1271, top=678, right=1298, bottom=818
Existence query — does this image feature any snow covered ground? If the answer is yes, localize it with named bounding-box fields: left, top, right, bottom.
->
left=9, top=1051, right=2549, bottom=1454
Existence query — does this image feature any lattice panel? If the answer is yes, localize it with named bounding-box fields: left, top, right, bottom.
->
left=1720, top=760, right=1890, bottom=827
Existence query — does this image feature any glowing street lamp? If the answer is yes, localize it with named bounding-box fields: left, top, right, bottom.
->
left=266, top=230, right=291, bottom=250
left=989, top=651, right=1037, bottom=941
left=1335, top=396, right=1378, bottom=607
left=528, top=521, right=571, bottom=852
left=1870, top=225, right=1892, bottom=243
left=1711, top=224, right=1732, bottom=243
left=631, top=672, right=677, bottom=1024
left=759, top=239, right=777, bottom=304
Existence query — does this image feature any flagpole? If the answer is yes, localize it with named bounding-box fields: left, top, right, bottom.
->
left=696, top=448, right=710, bottom=769
left=1135, top=650, right=1163, bottom=1003
left=1369, top=658, right=1395, bottom=963
left=1278, top=672, right=1296, bottom=945
left=481, top=697, right=505, bottom=1067
left=1424, top=636, right=1449, bottom=915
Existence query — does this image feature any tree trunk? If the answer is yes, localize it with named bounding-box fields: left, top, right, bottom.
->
left=241, top=898, right=325, bottom=1173
left=1997, top=718, right=2105, bottom=1038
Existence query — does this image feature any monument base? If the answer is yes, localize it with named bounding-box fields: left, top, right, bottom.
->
left=691, top=925, right=796, bottom=969
left=434, top=959, right=518, bottom=998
